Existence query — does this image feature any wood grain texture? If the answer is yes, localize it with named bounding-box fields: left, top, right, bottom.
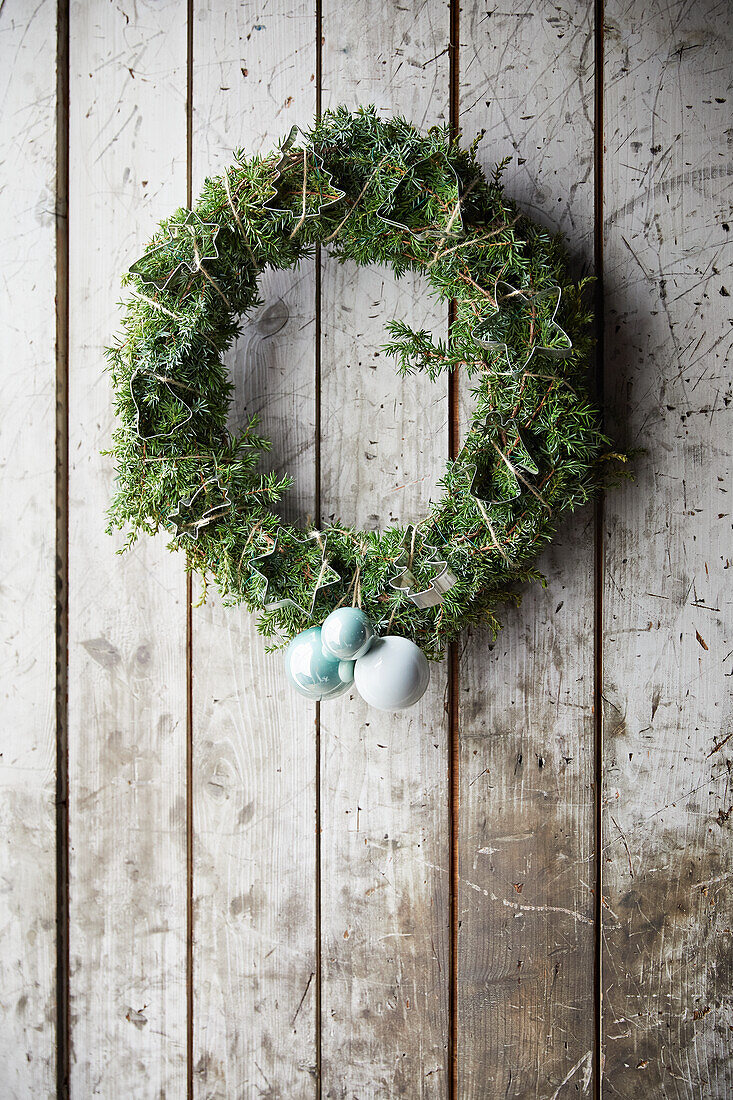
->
left=5, top=0, right=733, bottom=1091
left=190, top=2, right=318, bottom=1095
left=318, top=3, right=452, bottom=1095
left=601, top=2, right=733, bottom=1096
left=458, top=5, right=598, bottom=1097
left=67, top=3, right=188, bottom=1092
left=0, top=1, right=58, bottom=1094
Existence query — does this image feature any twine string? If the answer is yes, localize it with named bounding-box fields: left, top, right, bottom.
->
left=190, top=232, right=233, bottom=311
left=289, top=147, right=310, bottom=238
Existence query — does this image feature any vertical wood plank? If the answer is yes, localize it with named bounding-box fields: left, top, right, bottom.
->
left=319, top=4, right=452, bottom=1094
left=67, top=3, right=188, bottom=1091
left=0, top=2, right=58, bottom=1093
left=190, top=3, right=318, bottom=1095
left=458, top=5, right=598, bottom=1096
left=602, top=3, right=733, bottom=1095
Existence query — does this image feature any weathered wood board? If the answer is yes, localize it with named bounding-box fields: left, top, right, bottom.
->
left=602, top=2, right=733, bottom=1096
left=191, top=2, right=318, bottom=1094
left=0, top=1, right=59, bottom=1094
left=1, top=0, right=731, bottom=1095
left=458, top=5, right=598, bottom=1097
left=67, top=2, right=188, bottom=1093
left=318, top=1, right=452, bottom=1094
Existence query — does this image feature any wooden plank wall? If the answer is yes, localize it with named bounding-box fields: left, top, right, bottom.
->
left=0, top=1, right=59, bottom=1093
left=190, top=3, right=318, bottom=1094
left=0, top=1, right=731, bottom=1097
left=458, top=6, right=598, bottom=1097
left=318, top=3, right=451, bottom=1093
left=67, top=3, right=189, bottom=1093
left=602, top=2, right=733, bottom=1096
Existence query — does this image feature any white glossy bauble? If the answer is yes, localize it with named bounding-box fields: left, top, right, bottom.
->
left=353, top=636, right=430, bottom=711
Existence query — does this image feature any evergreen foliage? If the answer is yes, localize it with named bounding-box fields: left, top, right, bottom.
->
left=107, top=106, right=626, bottom=659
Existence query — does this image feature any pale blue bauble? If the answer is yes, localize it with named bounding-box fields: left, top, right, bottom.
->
left=353, top=636, right=430, bottom=711
left=285, top=627, right=354, bottom=701
left=338, top=659, right=355, bottom=685
left=321, top=607, right=375, bottom=660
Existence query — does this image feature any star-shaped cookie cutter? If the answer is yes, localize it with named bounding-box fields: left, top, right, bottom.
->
left=250, top=529, right=341, bottom=617
left=129, top=210, right=220, bottom=292
left=473, top=281, right=572, bottom=375
left=168, top=477, right=232, bottom=541
left=389, top=527, right=458, bottom=609
left=376, top=154, right=464, bottom=241
left=129, top=366, right=195, bottom=441
left=261, top=128, right=345, bottom=220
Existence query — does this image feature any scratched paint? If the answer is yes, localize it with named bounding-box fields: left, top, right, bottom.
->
left=190, top=1, right=319, bottom=1095
left=3, top=0, right=731, bottom=1095
left=458, top=3, right=598, bottom=1097
left=602, top=2, right=733, bottom=1097
left=317, top=1, right=452, bottom=1095
left=0, top=1, right=59, bottom=1092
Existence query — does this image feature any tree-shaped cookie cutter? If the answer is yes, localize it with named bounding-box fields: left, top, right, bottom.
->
left=466, top=412, right=540, bottom=507
left=376, top=154, right=464, bottom=241
left=249, top=529, right=341, bottom=617
left=262, top=126, right=345, bottom=220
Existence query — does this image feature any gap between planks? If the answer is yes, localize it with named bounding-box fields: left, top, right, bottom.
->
left=186, top=0, right=195, bottom=1095
left=448, top=1, right=461, bottom=1096
left=315, top=0, right=324, bottom=1093
left=593, top=2, right=605, bottom=1097
left=55, top=0, right=71, bottom=1095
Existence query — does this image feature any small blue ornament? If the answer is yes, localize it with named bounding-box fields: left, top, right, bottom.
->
left=338, top=659, right=355, bottom=685
left=353, top=636, right=430, bottom=711
left=285, top=627, right=353, bottom=701
left=321, top=607, right=374, bottom=660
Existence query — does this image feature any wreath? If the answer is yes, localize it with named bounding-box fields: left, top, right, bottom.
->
left=107, top=106, right=621, bottom=710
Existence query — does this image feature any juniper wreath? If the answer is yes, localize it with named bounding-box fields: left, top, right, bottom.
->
left=107, top=105, right=622, bottom=661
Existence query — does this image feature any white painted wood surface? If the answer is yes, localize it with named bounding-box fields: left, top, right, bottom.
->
left=0, top=1, right=58, bottom=1094
left=67, top=2, right=188, bottom=1093
left=318, top=2, right=452, bottom=1095
left=458, top=6, right=597, bottom=1096
left=191, top=2, right=318, bottom=1094
left=1, top=1, right=731, bottom=1096
left=602, top=2, right=733, bottom=1095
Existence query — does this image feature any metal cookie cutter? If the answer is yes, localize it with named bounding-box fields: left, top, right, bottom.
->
left=262, top=128, right=345, bottom=219
left=376, top=154, right=464, bottom=241
left=389, top=527, right=458, bottom=609
left=472, top=281, right=572, bottom=375
left=129, top=210, right=220, bottom=292
left=466, top=412, right=539, bottom=506
left=249, top=529, right=341, bottom=617
left=168, top=478, right=232, bottom=541
left=129, top=366, right=195, bottom=442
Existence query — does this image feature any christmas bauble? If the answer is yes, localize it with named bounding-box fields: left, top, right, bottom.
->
left=338, top=659, right=355, bottom=685
left=285, top=627, right=354, bottom=701
left=321, top=607, right=375, bottom=660
left=353, top=636, right=430, bottom=711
